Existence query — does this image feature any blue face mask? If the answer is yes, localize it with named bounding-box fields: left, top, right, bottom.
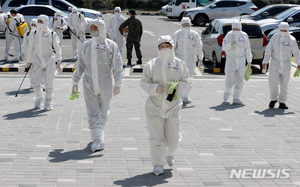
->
left=91, top=30, right=99, bottom=37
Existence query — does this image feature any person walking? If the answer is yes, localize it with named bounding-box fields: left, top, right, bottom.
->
left=262, top=22, right=300, bottom=109
left=140, top=35, right=190, bottom=176
left=72, top=19, right=123, bottom=152
left=49, top=10, right=67, bottom=46
left=27, top=15, right=62, bottom=110
left=172, top=17, right=203, bottom=104
left=0, top=10, right=14, bottom=61
left=222, top=21, right=252, bottom=105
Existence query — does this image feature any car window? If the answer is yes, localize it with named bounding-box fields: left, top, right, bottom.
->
left=236, top=2, right=246, bottom=6
left=35, top=0, right=49, bottom=5
left=52, top=0, right=70, bottom=11
left=8, top=0, right=28, bottom=7
left=267, top=7, right=291, bottom=17
left=17, top=7, right=40, bottom=15
left=204, top=23, right=213, bottom=34
left=197, top=0, right=213, bottom=6
left=274, top=8, right=298, bottom=20
left=212, top=21, right=219, bottom=33
left=225, top=1, right=246, bottom=7
left=214, top=2, right=228, bottom=8
left=175, top=0, right=189, bottom=6
left=291, top=12, right=300, bottom=22
left=223, top=24, right=263, bottom=38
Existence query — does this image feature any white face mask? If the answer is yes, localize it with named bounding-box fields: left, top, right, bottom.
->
left=115, top=12, right=120, bottom=16
left=37, top=22, right=47, bottom=30
left=279, top=31, right=288, bottom=37
left=158, top=48, right=174, bottom=61
left=232, top=30, right=241, bottom=35
left=56, top=16, right=61, bottom=21
left=182, top=27, right=190, bottom=33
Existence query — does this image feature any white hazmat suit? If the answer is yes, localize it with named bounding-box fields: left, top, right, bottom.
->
left=67, top=8, right=87, bottom=61
left=49, top=10, right=67, bottom=46
left=72, top=19, right=123, bottom=152
left=262, top=22, right=300, bottom=109
left=106, top=7, right=126, bottom=55
left=172, top=17, right=202, bottom=103
left=27, top=15, right=62, bottom=110
left=9, top=13, right=25, bottom=62
left=21, top=19, right=37, bottom=61
left=0, top=12, right=14, bottom=61
left=222, top=21, right=252, bottom=104
left=140, top=35, right=190, bottom=175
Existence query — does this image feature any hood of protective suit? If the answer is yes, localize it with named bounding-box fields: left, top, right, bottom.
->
left=114, top=7, right=121, bottom=13
left=157, top=35, right=175, bottom=76
left=232, top=21, right=242, bottom=35
left=181, top=17, right=191, bottom=33
left=30, top=18, right=38, bottom=30
left=55, top=10, right=62, bottom=20
left=37, top=14, right=49, bottom=31
left=72, top=8, right=78, bottom=13
left=90, top=19, right=106, bottom=42
left=279, top=22, right=289, bottom=31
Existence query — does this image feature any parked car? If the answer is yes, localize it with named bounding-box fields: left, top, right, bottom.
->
left=183, top=0, right=258, bottom=26
left=163, top=0, right=214, bottom=20
left=201, top=18, right=267, bottom=68
left=0, top=5, right=92, bottom=34
left=267, top=26, right=300, bottom=48
left=238, top=4, right=298, bottom=21
left=0, top=0, right=102, bottom=19
left=257, top=6, right=300, bottom=36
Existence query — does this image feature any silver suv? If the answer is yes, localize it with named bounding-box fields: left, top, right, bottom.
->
left=183, top=0, right=258, bottom=26
left=202, top=18, right=267, bottom=68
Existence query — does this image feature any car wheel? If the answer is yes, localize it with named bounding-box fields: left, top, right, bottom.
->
left=194, top=14, right=208, bottom=26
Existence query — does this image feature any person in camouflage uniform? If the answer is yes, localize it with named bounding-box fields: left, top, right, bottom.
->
left=119, top=9, right=143, bottom=65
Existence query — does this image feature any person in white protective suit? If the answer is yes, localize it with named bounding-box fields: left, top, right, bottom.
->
left=67, top=8, right=87, bottom=61
left=172, top=17, right=203, bottom=104
left=106, top=7, right=126, bottom=55
left=8, top=9, right=25, bottom=62
left=140, top=35, right=190, bottom=176
left=72, top=19, right=123, bottom=152
left=262, top=22, right=300, bottom=109
left=0, top=11, right=14, bottom=61
left=21, top=19, right=38, bottom=61
left=222, top=21, right=252, bottom=105
left=27, top=15, right=62, bottom=110
left=49, top=10, right=67, bottom=46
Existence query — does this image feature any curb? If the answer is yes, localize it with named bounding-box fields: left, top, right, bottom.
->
left=101, top=12, right=160, bottom=16
left=0, top=67, right=18, bottom=72
left=204, top=68, right=224, bottom=73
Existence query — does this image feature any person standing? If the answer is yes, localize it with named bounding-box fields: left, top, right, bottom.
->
left=106, top=7, right=126, bottom=55
left=140, top=35, right=190, bottom=176
left=27, top=15, right=62, bottom=110
left=67, top=8, right=87, bottom=61
left=262, top=22, right=300, bottom=109
left=119, top=9, right=143, bottom=65
left=49, top=10, right=67, bottom=47
left=222, top=21, right=252, bottom=105
left=9, top=9, right=25, bottom=62
left=172, top=17, right=203, bottom=104
left=72, top=19, right=123, bottom=152
left=0, top=11, right=14, bottom=61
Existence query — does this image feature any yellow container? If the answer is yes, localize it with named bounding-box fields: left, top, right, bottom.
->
left=17, top=22, right=29, bottom=38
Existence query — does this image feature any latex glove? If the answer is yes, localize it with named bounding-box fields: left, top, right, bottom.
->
left=262, top=64, right=267, bottom=73
left=54, top=28, right=59, bottom=32
left=248, top=61, right=252, bottom=66
left=156, top=85, right=165, bottom=94
left=72, top=84, right=78, bottom=92
left=113, top=86, right=120, bottom=96
left=56, top=60, right=62, bottom=72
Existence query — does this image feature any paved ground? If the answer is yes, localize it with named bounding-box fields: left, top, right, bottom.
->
left=0, top=75, right=300, bottom=186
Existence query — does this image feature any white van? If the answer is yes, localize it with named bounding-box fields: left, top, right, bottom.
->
left=163, top=0, right=213, bottom=20
left=0, top=0, right=102, bottom=19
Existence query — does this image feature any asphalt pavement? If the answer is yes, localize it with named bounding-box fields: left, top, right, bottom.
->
left=0, top=14, right=300, bottom=187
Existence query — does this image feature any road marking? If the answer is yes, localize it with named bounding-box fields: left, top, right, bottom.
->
left=143, top=30, right=156, bottom=37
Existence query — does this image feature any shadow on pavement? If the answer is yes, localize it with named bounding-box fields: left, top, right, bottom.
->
left=5, top=88, right=33, bottom=96
left=3, top=108, right=47, bottom=120
left=48, top=143, right=103, bottom=162
left=210, top=102, right=244, bottom=111
left=254, top=108, right=295, bottom=117
left=114, top=169, right=172, bottom=186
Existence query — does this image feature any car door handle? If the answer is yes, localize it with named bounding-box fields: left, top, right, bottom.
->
left=187, top=6, right=190, bottom=8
